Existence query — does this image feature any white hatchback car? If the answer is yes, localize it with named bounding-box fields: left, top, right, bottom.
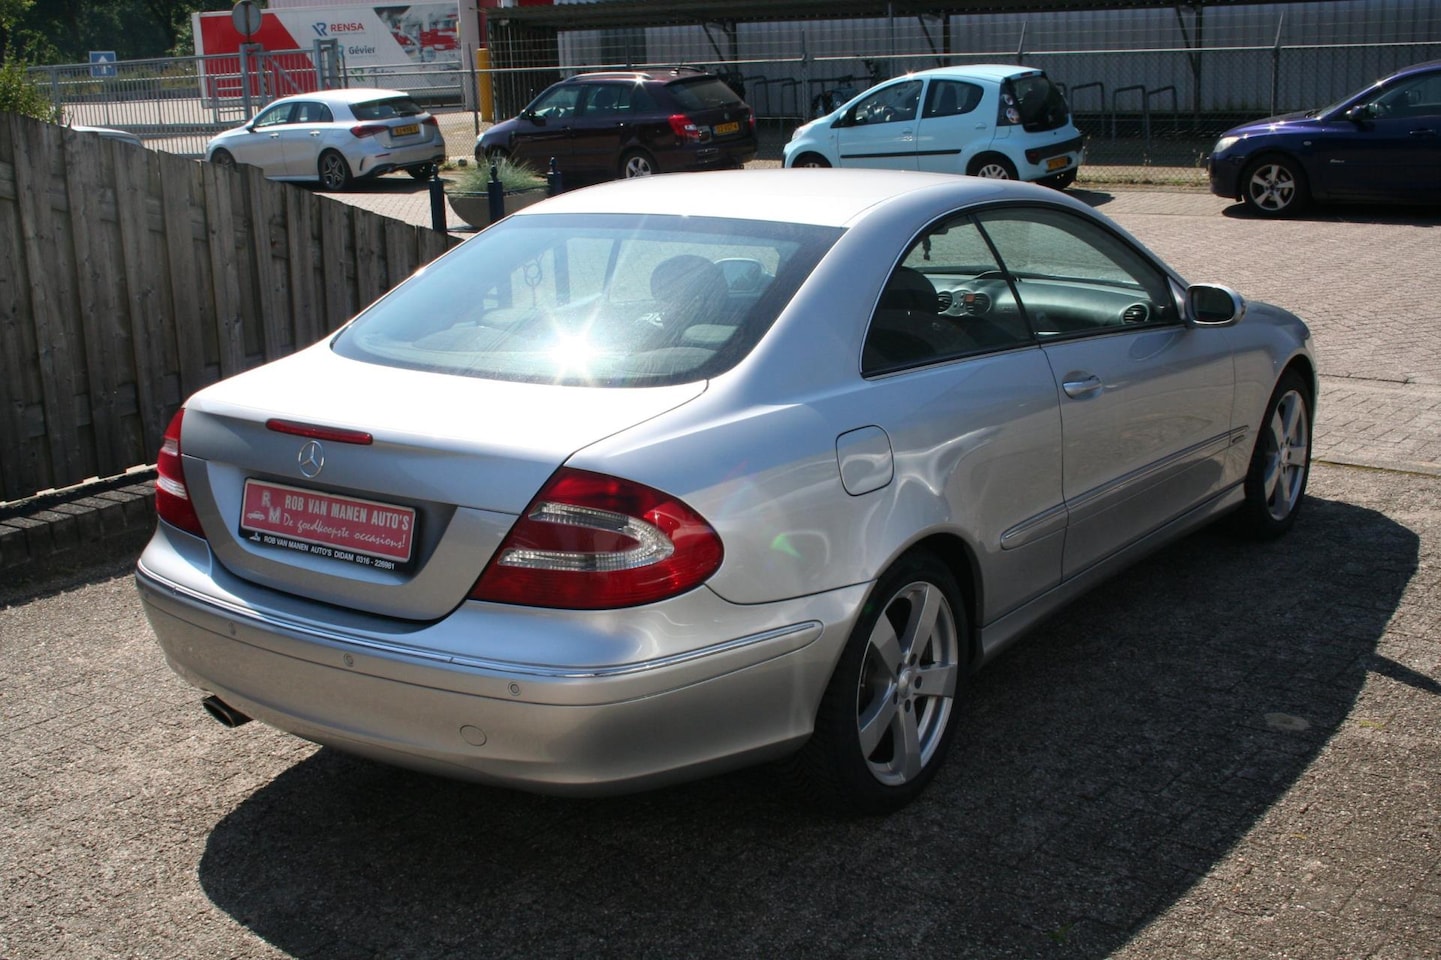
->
left=206, top=88, right=446, bottom=191
left=784, top=65, right=1084, bottom=188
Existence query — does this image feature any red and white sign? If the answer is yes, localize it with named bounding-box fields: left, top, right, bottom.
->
left=194, top=3, right=462, bottom=69
left=241, top=479, right=416, bottom=564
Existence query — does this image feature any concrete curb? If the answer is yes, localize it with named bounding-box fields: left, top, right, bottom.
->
left=0, top=473, right=157, bottom=594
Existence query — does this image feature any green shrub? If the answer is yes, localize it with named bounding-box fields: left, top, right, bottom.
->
left=451, top=156, right=546, bottom=194
left=0, top=58, right=59, bottom=122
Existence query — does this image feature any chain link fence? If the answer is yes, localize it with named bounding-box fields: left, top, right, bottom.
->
left=26, top=6, right=1441, bottom=185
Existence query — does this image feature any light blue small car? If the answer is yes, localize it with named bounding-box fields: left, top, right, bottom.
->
left=785, top=64, right=1084, bottom=188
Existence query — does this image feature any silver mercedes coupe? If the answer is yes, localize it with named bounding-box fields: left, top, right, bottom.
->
left=136, top=170, right=1315, bottom=814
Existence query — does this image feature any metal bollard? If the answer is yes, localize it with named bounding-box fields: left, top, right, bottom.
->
left=487, top=162, right=505, bottom=224
left=429, top=166, right=447, bottom=235
left=547, top=157, right=563, bottom=197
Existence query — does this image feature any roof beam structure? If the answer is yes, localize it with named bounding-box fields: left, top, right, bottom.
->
left=483, top=0, right=1312, bottom=30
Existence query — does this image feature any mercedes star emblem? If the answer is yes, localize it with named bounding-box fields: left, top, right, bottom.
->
left=298, top=440, right=325, bottom=478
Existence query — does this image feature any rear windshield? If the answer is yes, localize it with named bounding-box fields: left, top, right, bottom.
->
left=332, top=213, right=842, bottom=387
left=1003, top=74, right=1070, bottom=132
left=351, top=96, right=424, bottom=120
left=667, top=76, right=745, bottom=110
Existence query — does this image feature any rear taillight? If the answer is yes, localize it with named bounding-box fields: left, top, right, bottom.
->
left=667, top=114, right=702, bottom=142
left=155, top=408, right=205, bottom=539
left=421, top=116, right=439, bottom=129
left=350, top=123, right=387, bottom=139
left=469, top=468, right=723, bottom=609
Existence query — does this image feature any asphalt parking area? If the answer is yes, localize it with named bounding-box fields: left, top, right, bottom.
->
left=3, top=186, right=1439, bottom=958
left=2, top=461, right=1438, bottom=960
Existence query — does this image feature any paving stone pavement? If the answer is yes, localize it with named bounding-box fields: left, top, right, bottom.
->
left=2, top=118, right=1439, bottom=958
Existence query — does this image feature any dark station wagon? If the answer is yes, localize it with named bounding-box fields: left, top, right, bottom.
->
left=477, top=67, right=758, bottom=184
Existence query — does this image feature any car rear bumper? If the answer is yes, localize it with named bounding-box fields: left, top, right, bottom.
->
left=668, top=139, right=758, bottom=172
left=135, top=527, right=861, bottom=794
left=354, top=141, right=446, bottom=179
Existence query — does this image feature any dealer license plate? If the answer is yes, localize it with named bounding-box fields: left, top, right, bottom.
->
left=714, top=121, right=740, bottom=136
left=240, top=479, right=416, bottom=569
left=392, top=123, right=420, bottom=137
left=1046, top=155, right=1070, bottom=171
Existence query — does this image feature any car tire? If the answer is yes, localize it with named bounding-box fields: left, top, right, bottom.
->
left=407, top=163, right=439, bottom=181
left=318, top=150, right=352, bottom=191
left=1039, top=169, right=1077, bottom=191
left=620, top=149, right=657, bottom=178
left=1230, top=369, right=1313, bottom=539
left=968, top=154, right=1018, bottom=180
left=1241, top=154, right=1308, bottom=217
left=483, top=146, right=509, bottom=165
left=211, top=148, right=235, bottom=169
left=788, top=550, right=968, bottom=816
left=790, top=152, right=832, bottom=168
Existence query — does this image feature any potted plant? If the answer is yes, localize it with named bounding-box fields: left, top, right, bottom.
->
left=447, top=156, right=549, bottom=228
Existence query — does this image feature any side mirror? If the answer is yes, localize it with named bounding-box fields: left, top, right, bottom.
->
left=1187, top=284, right=1246, bottom=326
left=1345, top=103, right=1377, bottom=123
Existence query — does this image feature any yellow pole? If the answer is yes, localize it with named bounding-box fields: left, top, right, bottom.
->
left=476, top=46, right=494, bottom=123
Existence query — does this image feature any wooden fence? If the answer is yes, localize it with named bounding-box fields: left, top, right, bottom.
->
left=0, top=112, right=456, bottom=504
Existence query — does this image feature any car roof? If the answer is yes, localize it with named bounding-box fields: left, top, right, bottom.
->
left=514, top=168, right=1074, bottom=228
left=903, top=64, right=1044, bottom=83
left=563, top=67, right=713, bottom=84
left=273, top=88, right=413, bottom=106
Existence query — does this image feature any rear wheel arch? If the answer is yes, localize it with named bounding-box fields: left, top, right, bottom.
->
left=968, top=152, right=1018, bottom=179
left=902, top=534, right=983, bottom=668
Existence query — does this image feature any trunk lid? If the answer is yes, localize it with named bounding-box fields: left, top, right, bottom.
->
left=178, top=344, right=705, bottom=620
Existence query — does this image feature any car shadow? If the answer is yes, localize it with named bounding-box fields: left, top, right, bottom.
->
left=1219, top=199, right=1441, bottom=225
left=196, top=491, right=1415, bottom=958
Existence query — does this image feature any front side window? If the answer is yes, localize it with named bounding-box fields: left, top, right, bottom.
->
left=1373, top=71, right=1441, bottom=118
left=252, top=103, right=294, bottom=129
left=863, top=216, right=1032, bottom=375
left=333, top=214, right=842, bottom=387
left=526, top=85, right=582, bottom=120
left=851, top=79, right=923, bottom=126
left=975, top=207, right=1176, bottom=337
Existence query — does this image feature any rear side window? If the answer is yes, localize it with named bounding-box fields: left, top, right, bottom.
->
left=352, top=96, right=423, bottom=120
left=333, top=213, right=842, bottom=387
left=923, top=80, right=983, bottom=118
left=666, top=77, right=744, bottom=110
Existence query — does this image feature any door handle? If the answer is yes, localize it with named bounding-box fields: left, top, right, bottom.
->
left=1062, top=374, right=1103, bottom=399
left=1409, top=128, right=1437, bottom=137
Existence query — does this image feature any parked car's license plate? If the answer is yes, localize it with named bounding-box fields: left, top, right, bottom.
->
left=1046, top=155, right=1069, bottom=171
left=714, top=121, right=740, bottom=136
left=393, top=123, right=420, bottom=137
left=240, top=479, right=416, bottom=568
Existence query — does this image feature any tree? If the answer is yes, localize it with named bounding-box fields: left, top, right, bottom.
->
left=0, top=0, right=61, bottom=122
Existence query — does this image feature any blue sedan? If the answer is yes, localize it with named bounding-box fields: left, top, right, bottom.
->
left=1208, top=59, right=1441, bottom=215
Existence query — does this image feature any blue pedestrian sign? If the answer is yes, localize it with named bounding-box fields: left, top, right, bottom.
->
left=89, top=51, right=117, bottom=79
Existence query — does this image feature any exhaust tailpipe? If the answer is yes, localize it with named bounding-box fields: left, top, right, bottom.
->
left=201, top=695, right=252, bottom=728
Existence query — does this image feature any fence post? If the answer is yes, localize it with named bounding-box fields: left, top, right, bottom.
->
left=1271, top=14, right=1285, bottom=117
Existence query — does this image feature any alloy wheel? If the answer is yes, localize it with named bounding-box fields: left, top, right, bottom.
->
left=854, top=579, right=961, bottom=786
left=1261, top=387, right=1309, bottom=521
